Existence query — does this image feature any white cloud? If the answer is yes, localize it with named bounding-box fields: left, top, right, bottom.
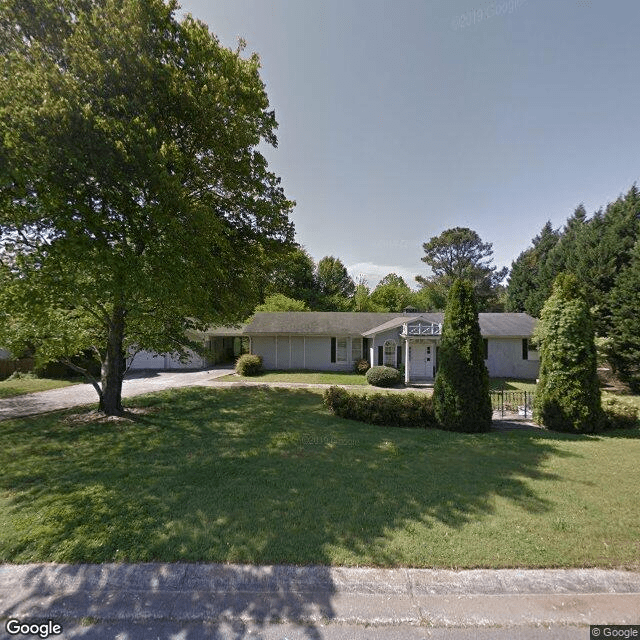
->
left=347, top=262, right=422, bottom=290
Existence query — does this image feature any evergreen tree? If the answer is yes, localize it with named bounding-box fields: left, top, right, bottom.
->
left=609, top=239, right=640, bottom=391
left=532, top=205, right=588, bottom=316
left=574, top=185, right=640, bottom=334
left=506, top=221, right=560, bottom=316
left=533, top=274, right=604, bottom=433
left=433, top=279, right=492, bottom=433
left=417, top=227, right=507, bottom=310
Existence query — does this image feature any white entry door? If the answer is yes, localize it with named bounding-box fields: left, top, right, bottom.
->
left=409, top=341, right=435, bottom=379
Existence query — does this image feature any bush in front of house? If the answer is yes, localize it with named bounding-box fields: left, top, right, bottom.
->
left=434, top=279, right=492, bottom=433
left=354, top=358, right=370, bottom=374
left=235, top=354, right=263, bottom=376
left=323, top=386, right=437, bottom=429
left=602, top=397, right=639, bottom=430
left=365, top=365, right=402, bottom=387
left=533, top=274, right=605, bottom=433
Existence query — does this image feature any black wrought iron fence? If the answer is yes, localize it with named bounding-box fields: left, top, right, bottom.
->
left=490, top=390, right=535, bottom=420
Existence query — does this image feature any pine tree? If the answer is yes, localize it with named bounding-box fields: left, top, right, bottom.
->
left=433, top=279, right=492, bottom=432
left=533, top=273, right=604, bottom=433
left=506, top=221, right=559, bottom=316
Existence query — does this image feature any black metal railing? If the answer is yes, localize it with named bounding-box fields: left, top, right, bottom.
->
left=490, top=390, right=535, bottom=420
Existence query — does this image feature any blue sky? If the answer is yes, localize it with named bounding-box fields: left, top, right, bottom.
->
left=178, top=0, right=640, bottom=289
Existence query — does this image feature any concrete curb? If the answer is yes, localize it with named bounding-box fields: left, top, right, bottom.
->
left=1, top=564, right=639, bottom=628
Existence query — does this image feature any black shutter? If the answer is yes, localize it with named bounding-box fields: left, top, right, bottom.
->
left=377, top=345, right=383, bottom=365
left=397, top=345, right=402, bottom=365
left=363, top=338, right=369, bottom=362
left=331, top=337, right=336, bottom=363
left=483, top=339, right=488, bottom=360
left=522, top=338, right=528, bottom=360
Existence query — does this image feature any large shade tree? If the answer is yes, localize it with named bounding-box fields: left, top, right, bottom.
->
left=0, top=0, right=294, bottom=414
left=417, top=227, right=507, bottom=309
left=314, top=256, right=356, bottom=310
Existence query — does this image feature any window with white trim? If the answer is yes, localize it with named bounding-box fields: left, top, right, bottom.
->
left=351, top=338, right=362, bottom=362
left=383, top=339, right=396, bottom=367
left=336, top=337, right=348, bottom=363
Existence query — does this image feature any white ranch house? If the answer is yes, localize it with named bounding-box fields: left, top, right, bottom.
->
left=243, top=311, right=539, bottom=383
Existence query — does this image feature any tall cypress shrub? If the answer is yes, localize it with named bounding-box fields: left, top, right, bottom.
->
left=433, top=279, right=492, bottom=432
left=533, top=273, right=604, bottom=432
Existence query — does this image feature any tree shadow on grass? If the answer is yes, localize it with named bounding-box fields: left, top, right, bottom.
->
left=2, top=386, right=634, bottom=635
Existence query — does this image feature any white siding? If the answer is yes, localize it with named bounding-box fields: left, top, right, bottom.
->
left=290, top=336, right=305, bottom=369
left=165, top=349, right=205, bottom=369
left=128, top=349, right=205, bottom=370
left=128, top=350, right=165, bottom=370
left=486, top=338, right=539, bottom=379
left=252, top=336, right=277, bottom=369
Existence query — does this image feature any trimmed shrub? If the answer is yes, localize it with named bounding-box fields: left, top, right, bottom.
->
left=533, top=274, right=605, bottom=433
left=323, top=386, right=437, bottom=429
left=6, top=370, right=37, bottom=380
left=602, top=397, right=639, bottom=430
left=366, top=365, right=402, bottom=387
left=434, top=279, right=492, bottom=433
left=235, top=354, right=263, bottom=376
left=354, top=358, right=370, bottom=374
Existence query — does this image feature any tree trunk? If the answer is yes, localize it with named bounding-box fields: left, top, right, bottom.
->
left=100, top=306, right=126, bottom=415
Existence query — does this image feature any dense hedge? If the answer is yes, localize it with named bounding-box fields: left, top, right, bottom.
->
left=324, top=386, right=437, bottom=429
left=365, top=365, right=402, bottom=387
left=602, top=397, right=639, bottom=430
left=235, top=354, right=263, bottom=376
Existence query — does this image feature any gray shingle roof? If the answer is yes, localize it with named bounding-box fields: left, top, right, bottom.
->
left=243, top=312, right=536, bottom=337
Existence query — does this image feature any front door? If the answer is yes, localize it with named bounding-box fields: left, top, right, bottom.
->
left=409, top=340, right=435, bottom=379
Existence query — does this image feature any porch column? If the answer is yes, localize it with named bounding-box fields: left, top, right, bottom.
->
left=404, top=338, right=410, bottom=385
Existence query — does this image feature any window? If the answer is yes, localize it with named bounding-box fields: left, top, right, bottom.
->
left=383, top=340, right=396, bottom=367
left=351, top=338, right=362, bottom=362
left=336, top=337, right=348, bottom=363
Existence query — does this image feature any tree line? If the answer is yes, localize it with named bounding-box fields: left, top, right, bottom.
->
left=505, top=184, right=640, bottom=390
left=257, top=226, right=508, bottom=314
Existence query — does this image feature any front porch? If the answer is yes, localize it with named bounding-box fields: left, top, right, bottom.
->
left=401, top=320, right=441, bottom=385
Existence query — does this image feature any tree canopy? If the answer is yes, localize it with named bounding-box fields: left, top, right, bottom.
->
left=417, top=227, right=507, bottom=309
left=0, top=0, right=294, bottom=414
left=314, top=256, right=356, bottom=310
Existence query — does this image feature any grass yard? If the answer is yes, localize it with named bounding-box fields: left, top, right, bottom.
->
left=0, top=376, right=81, bottom=398
left=219, top=370, right=369, bottom=385
left=1, top=386, right=639, bottom=568
left=489, top=378, right=538, bottom=393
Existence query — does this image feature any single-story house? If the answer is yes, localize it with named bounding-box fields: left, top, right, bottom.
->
left=244, top=311, right=539, bottom=383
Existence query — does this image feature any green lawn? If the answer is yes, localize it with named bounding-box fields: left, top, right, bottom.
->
left=223, top=370, right=538, bottom=391
left=489, top=378, right=538, bottom=392
left=1, top=386, right=639, bottom=568
left=0, top=376, right=81, bottom=398
left=219, top=370, right=370, bottom=385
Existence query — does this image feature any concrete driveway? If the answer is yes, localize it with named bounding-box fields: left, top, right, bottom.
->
left=0, top=367, right=234, bottom=421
